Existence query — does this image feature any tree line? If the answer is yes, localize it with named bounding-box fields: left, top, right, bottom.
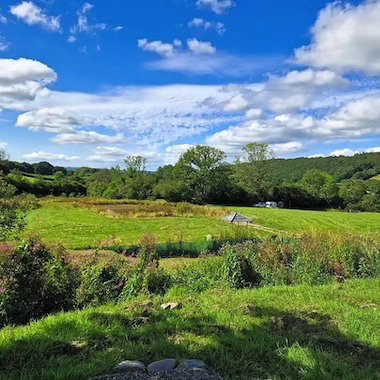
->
left=1, top=145, right=380, bottom=212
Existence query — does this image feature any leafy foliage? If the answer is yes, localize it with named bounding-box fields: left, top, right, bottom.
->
left=0, top=236, right=77, bottom=326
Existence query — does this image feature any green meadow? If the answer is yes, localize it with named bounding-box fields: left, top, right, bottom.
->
left=25, top=198, right=380, bottom=250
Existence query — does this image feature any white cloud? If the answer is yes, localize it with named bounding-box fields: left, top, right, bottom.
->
left=52, top=131, right=127, bottom=145
left=0, top=142, right=8, bottom=149
left=16, top=107, right=79, bottom=132
left=88, top=146, right=127, bottom=161
left=212, top=69, right=348, bottom=113
left=187, top=38, right=216, bottom=54
left=330, top=147, right=380, bottom=157
left=295, top=0, right=380, bottom=75
left=10, top=1, right=61, bottom=32
left=137, top=38, right=180, bottom=57
left=69, top=2, right=107, bottom=39
left=14, top=84, right=241, bottom=149
left=223, top=93, right=248, bottom=112
left=114, top=26, right=123, bottom=32
left=146, top=52, right=277, bottom=77
left=188, top=18, right=225, bottom=35
left=23, top=151, right=80, bottom=161
left=279, top=69, right=348, bottom=87
left=0, top=15, right=7, bottom=24
left=245, top=108, right=262, bottom=119
left=0, top=58, right=56, bottom=108
left=67, top=35, right=76, bottom=43
left=270, top=141, right=304, bottom=154
left=165, top=144, right=194, bottom=163
left=196, top=0, right=235, bottom=14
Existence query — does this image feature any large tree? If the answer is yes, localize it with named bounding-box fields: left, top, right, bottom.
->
left=124, top=155, right=147, bottom=178
left=299, top=169, right=339, bottom=206
left=176, top=145, right=227, bottom=203
left=235, top=142, right=274, bottom=199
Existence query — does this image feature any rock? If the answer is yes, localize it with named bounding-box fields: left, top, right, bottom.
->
left=160, top=302, right=182, bottom=310
left=114, top=360, right=146, bottom=373
left=179, top=359, right=206, bottom=369
left=147, top=358, right=176, bottom=373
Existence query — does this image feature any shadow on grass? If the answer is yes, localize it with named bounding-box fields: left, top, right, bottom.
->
left=0, top=302, right=379, bottom=380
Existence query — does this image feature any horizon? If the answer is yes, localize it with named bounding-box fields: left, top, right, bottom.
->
left=1, top=0, right=380, bottom=169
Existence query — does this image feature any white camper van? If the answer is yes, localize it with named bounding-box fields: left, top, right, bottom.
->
left=265, top=201, right=278, bottom=209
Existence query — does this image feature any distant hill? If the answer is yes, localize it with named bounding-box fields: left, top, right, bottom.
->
left=266, top=153, right=380, bottom=183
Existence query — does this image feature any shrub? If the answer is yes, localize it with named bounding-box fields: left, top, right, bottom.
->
left=121, top=234, right=163, bottom=298
left=76, top=253, right=131, bottom=307
left=0, top=236, right=77, bottom=326
left=220, top=242, right=260, bottom=288
left=171, top=256, right=224, bottom=292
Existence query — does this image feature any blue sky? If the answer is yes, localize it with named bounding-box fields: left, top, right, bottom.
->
left=0, top=0, right=380, bottom=168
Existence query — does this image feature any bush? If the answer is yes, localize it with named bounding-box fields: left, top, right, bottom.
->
left=76, top=254, right=131, bottom=307
left=171, top=256, right=224, bottom=292
left=0, top=236, right=77, bottom=326
left=121, top=234, right=166, bottom=298
left=220, top=242, right=260, bottom=288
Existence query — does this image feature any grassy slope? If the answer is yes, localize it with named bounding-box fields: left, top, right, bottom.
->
left=1, top=279, right=379, bottom=380
left=25, top=200, right=380, bottom=249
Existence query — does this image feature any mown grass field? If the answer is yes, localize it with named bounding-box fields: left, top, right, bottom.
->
left=1, top=278, right=379, bottom=380
left=25, top=198, right=380, bottom=249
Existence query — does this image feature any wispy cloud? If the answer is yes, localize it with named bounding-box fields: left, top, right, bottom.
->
left=188, top=18, right=225, bottom=35
left=196, top=0, right=235, bottom=14
left=10, top=1, right=61, bottom=32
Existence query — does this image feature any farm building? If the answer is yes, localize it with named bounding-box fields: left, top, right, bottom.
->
left=221, top=212, right=252, bottom=225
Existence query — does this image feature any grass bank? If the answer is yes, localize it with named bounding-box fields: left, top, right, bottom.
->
left=1, top=278, right=379, bottom=380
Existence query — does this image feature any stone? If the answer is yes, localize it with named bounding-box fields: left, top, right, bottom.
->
left=114, top=360, right=146, bottom=373
left=160, top=302, right=182, bottom=310
left=147, top=358, right=176, bottom=373
left=179, top=359, right=206, bottom=369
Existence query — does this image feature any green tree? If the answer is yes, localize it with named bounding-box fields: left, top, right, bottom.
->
left=235, top=143, right=274, bottom=199
left=299, top=169, right=339, bottom=205
left=124, top=156, right=147, bottom=178
left=176, top=145, right=227, bottom=203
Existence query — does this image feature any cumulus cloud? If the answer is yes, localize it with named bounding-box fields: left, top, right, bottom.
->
left=137, top=39, right=181, bottom=57
left=270, top=141, right=304, bottom=154
left=330, top=147, right=380, bottom=156
left=187, top=38, right=216, bottom=54
left=188, top=18, right=225, bottom=35
left=52, top=131, right=127, bottom=145
left=295, top=0, right=380, bottom=75
left=69, top=2, right=107, bottom=39
left=212, top=69, right=348, bottom=113
left=16, top=107, right=79, bottom=132
left=0, top=141, right=8, bottom=149
left=196, top=0, right=235, bottom=14
left=23, top=151, right=80, bottom=161
left=10, top=1, right=61, bottom=32
left=0, top=58, right=56, bottom=108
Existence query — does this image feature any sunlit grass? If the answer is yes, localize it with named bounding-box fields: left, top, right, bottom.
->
left=1, top=278, right=379, bottom=380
